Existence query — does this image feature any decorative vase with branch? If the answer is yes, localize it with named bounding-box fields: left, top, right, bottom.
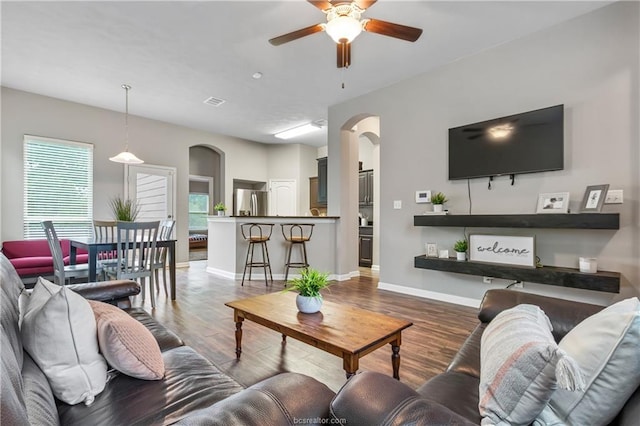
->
left=110, top=197, right=140, bottom=222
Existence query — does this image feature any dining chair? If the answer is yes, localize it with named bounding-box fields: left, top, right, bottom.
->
left=105, top=221, right=160, bottom=308
left=93, top=220, right=119, bottom=272
left=41, top=221, right=95, bottom=285
left=151, top=219, right=175, bottom=297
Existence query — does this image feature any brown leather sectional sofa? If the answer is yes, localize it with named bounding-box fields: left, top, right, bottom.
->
left=3, top=248, right=639, bottom=425
left=1, top=254, right=334, bottom=425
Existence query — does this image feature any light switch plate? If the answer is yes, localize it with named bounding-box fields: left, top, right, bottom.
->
left=393, top=200, right=402, bottom=209
left=604, top=189, right=623, bottom=204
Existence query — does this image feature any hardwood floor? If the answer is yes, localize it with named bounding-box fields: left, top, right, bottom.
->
left=133, top=262, right=478, bottom=392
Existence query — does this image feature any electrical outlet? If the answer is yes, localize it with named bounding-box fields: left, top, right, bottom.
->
left=483, top=276, right=493, bottom=284
left=604, top=189, right=623, bottom=204
left=393, top=200, right=402, bottom=209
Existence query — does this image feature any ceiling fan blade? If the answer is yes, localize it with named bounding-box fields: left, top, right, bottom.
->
left=354, top=0, right=378, bottom=10
left=363, top=18, right=423, bottom=42
left=269, top=24, right=325, bottom=46
left=337, top=41, right=351, bottom=68
left=307, top=0, right=333, bottom=11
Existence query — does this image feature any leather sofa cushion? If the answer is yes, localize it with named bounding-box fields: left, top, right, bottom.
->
left=416, top=371, right=482, bottom=424
left=57, top=346, right=245, bottom=426
left=446, top=323, right=484, bottom=378
left=178, top=372, right=335, bottom=426
left=478, top=289, right=603, bottom=342
left=125, top=308, right=184, bottom=352
left=2, top=240, right=54, bottom=258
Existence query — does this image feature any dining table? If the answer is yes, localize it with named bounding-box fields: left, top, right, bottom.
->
left=68, top=237, right=178, bottom=300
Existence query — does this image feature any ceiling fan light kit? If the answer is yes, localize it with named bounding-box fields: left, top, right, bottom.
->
left=109, top=84, right=144, bottom=165
left=269, top=0, right=423, bottom=68
left=325, top=4, right=363, bottom=43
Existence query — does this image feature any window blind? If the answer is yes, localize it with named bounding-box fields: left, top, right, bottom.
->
left=23, top=135, right=94, bottom=239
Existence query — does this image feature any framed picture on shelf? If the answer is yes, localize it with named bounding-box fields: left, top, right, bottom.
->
left=425, top=243, right=438, bottom=258
left=536, top=192, right=570, bottom=214
left=580, top=184, right=609, bottom=213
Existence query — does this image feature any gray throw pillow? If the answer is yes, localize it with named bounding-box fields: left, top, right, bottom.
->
left=536, top=297, right=640, bottom=426
left=20, top=277, right=107, bottom=405
left=479, top=304, right=583, bottom=426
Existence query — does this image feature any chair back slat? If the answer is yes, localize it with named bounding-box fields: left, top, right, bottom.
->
left=155, top=220, right=175, bottom=264
left=41, top=220, right=66, bottom=285
left=93, top=220, right=117, bottom=240
left=116, top=221, right=159, bottom=280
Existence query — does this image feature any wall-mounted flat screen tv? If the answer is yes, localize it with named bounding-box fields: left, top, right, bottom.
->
left=448, top=104, right=564, bottom=180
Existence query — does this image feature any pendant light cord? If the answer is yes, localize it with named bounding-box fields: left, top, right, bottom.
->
left=122, top=84, right=131, bottom=152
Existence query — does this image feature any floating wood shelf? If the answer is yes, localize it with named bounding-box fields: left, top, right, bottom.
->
left=414, top=213, right=619, bottom=229
left=414, top=255, right=620, bottom=293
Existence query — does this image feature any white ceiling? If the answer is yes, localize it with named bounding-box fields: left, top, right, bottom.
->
left=1, top=1, right=610, bottom=147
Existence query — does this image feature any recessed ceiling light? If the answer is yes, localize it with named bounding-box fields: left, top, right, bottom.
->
left=252, top=72, right=263, bottom=79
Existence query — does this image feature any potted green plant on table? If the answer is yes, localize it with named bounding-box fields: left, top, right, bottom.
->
left=214, top=202, right=227, bottom=216
left=284, top=268, right=331, bottom=314
left=110, top=196, right=140, bottom=222
left=430, top=192, right=448, bottom=213
left=454, top=239, right=468, bottom=261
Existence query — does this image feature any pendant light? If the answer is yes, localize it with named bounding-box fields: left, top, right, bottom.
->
left=109, top=84, right=144, bottom=164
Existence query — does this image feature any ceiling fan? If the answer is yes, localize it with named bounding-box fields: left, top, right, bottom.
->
left=269, top=0, right=423, bottom=68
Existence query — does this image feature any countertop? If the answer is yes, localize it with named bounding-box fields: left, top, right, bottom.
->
left=228, top=215, right=340, bottom=219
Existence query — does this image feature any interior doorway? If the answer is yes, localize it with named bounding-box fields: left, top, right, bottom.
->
left=188, top=145, right=224, bottom=262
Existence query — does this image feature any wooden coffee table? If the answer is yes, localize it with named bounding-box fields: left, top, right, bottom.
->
left=225, top=292, right=413, bottom=380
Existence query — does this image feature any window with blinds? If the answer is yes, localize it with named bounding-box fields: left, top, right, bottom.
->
left=23, top=135, right=94, bottom=239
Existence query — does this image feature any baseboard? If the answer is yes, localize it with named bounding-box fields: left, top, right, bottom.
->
left=377, top=281, right=481, bottom=308
left=176, top=262, right=190, bottom=269
left=205, top=267, right=237, bottom=280
left=371, top=264, right=380, bottom=272
left=330, top=270, right=360, bottom=281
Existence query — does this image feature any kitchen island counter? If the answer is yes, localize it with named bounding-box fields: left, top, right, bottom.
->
left=207, top=216, right=340, bottom=281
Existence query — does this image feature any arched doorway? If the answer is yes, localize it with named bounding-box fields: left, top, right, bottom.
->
left=327, top=114, right=380, bottom=278
left=188, top=145, right=225, bottom=261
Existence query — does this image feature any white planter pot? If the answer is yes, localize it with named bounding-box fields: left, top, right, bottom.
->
left=433, top=204, right=444, bottom=213
left=217, top=211, right=225, bottom=216
left=456, top=251, right=466, bottom=261
left=296, top=295, right=323, bottom=314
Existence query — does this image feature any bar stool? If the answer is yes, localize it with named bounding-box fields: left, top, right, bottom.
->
left=280, top=223, right=315, bottom=282
left=240, top=223, right=274, bottom=286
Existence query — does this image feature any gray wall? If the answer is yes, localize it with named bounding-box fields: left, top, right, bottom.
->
left=0, top=87, right=317, bottom=263
left=328, top=2, right=639, bottom=305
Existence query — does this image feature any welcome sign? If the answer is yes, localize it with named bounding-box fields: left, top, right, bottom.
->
left=469, top=235, right=536, bottom=268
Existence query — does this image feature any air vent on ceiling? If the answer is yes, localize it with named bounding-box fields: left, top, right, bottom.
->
left=203, top=96, right=226, bottom=107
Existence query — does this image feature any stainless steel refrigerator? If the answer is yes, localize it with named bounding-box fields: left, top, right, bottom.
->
left=234, top=189, right=269, bottom=216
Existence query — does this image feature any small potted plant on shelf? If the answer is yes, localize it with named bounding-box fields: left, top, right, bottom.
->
left=284, top=268, right=331, bottom=314
left=214, top=202, right=227, bottom=216
left=430, top=192, right=448, bottom=212
left=110, top=196, right=140, bottom=222
left=454, top=239, right=468, bottom=261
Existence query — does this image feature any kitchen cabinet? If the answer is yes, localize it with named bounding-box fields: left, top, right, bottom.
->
left=359, top=170, right=373, bottom=206
left=359, top=226, right=373, bottom=267
left=317, top=157, right=327, bottom=206
left=309, top=177, right=321, bottom=209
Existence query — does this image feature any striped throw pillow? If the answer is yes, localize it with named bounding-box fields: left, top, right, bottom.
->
left=479, top=304, right=583, bottom=426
